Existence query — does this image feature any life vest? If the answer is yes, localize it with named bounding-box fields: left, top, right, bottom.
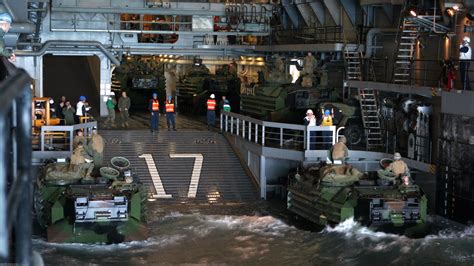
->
left=207, top=99, right=216, bottom=110
left=151, top=99, right=159, bottom=111
left=321, top=115, right=333, bottom=126
left=165, top=101, right=175, bottom=113
left=223, top=100, right=231, bottom=112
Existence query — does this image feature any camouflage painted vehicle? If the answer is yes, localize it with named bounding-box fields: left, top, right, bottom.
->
left=34, top=157, right=148, bottom=243
left=176, top=65, right=240, bottom=114
left=287, top=162, right=427, bottom=235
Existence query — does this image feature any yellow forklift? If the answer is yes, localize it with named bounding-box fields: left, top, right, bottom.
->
left=32, top=97, right=68, bottom=150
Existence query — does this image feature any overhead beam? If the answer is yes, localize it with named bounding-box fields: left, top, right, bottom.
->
left=322, top=0, right=340, bottom=25
left=340, top=0, right=357, bottom=25
left=282, top=0, right=301, bottom=28
left=295, top=3, right=316, bottom=26
left=309, top=1, right=325, bottom=26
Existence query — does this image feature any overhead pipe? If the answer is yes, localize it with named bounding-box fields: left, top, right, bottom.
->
left=365, top=28, right=398, bottom=58
left=15, top=40, right=121, bottom=65
left=0, top=2, right=35, bottom=34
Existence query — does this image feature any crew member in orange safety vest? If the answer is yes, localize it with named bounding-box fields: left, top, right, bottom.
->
left=206, top=94, right=216, bottom=130
left=148, top=93, right=160, bottom=133
left=165, top=95, right=176, bottom=131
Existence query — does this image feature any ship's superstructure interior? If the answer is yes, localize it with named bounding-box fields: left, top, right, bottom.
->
left=1, top=0, right=474, bottom=264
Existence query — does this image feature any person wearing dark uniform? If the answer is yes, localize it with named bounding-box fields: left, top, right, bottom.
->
left=165, top=95, right=176, bottom=131
left=148, top=93, right=160, bottom=133
left=118, top=91, right=131, bottom=128
left=207, top=94, right=216, bottom=130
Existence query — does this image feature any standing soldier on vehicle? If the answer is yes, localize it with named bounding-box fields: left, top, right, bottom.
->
left=330, top=136, right=349, bottom=163
left=118, top=91, right=131, bottom=128
left=70, top=142, right=94, bottom=181
left=86, top=128, right=105, bottom=171
left=148, top=92, right=160, bottom=133
left=165, top=95, right=176, bottom=131
left=387, top=152, right=410, bottom=178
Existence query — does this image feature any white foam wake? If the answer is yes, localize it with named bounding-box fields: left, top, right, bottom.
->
left=201, top=215, right=293, bottom=236
left=322, top=217, right=400, bottom=240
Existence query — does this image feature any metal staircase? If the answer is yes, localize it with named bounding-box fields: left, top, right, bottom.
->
left=343, top=47, right=383, bottom=149
left=393, top=18, right=420, bottom=84
left=358, top=88, right=383, bottom=149
left=344, top=47, right=362, bottom=81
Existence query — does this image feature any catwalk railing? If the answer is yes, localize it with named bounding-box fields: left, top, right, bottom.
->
left=366, top=57, right=474, bottom=91
left=0, top=58, right=33, bottom=264
left=220, top=111, right=432, bottom=165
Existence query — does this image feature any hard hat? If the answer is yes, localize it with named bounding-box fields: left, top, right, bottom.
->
left=463, top=36, right=471, bottom=44
left=0, top=13, right=12, bottom=24
left=168, top=95, right=172, bottom=100
left=85, top=158, right=93, bottom=163
left=152, top=93, right=157, bottom=97
left=49, top=99, right=55, bottom=105
left=210, top=94, right=215, bottom=99
left=394, top=152, right=402, bottom=160
left=306, top=109, right=313, bottom=115
left=339, top=136, right=347, bottom=144
left=324, top=109, right=331, bottom=116
left=79, top=96, right=86, bottom=101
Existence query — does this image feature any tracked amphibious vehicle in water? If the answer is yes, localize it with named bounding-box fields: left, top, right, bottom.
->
left=34, top=157, right=148, bottom=243
left=287, top=161, right=427, bottom=236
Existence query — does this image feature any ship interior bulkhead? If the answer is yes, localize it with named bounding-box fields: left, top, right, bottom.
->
left=1, top=0, right=474, bottom=264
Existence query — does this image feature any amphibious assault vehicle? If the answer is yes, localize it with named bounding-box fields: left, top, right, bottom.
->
left=287, top=161, right=427, bottom=235
left=34, top=157, right=148, bottom=243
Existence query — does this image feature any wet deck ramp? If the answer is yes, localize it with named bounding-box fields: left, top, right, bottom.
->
left=101, top=130, right=258, bottom=203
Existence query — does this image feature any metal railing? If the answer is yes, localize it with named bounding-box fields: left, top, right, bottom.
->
left=221, top=111, right=433, bottom=164
left=220, top=112, right=341, bottom=152
left=366, top=57, right=474, bottom=91
left=0, top=59, right=33, bottom=264
left=33, top=122, right=98, bottom=159
left=267, top=25, right=343, bottom=45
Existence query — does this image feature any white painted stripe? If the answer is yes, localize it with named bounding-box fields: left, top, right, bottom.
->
left=139, top=154, right=172, bottom=199
left=169, top=153, right=204, bottom=198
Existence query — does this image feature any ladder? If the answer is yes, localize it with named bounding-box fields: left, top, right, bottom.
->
left=344, top=47, right=362, bottom=81
left=358, top=88, right=383, bottom=149
left=393, top=18, right=419, bottom=84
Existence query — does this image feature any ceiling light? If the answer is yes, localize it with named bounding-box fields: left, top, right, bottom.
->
left=409, top=10, right=417, bottom=17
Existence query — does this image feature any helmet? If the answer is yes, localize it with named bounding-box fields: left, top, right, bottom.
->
left=394, top=152, right=402, bottom=160
left=0, top=13, right=12, bottom=24
left=79, top=96, right=86, bottom=101
left=306, top=109, right=313, bottom=115
left=152, top=93, right=157, bottom=97
left=324, top=109, right=331, bottom=116
left=339, top=136, right=347, bottom=144
left=168, top=95, right=172, bottom=100
left=463, top=36, right=471, bottom=44
left=210, top=94, right=215, bottom=99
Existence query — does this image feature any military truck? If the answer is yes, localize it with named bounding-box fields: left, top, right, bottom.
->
left=34, top=157, right=148, bottom=243
left=287, top=161, right=428, bottom=236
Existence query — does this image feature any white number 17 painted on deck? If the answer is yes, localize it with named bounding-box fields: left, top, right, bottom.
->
left=139, top=153, right=204, bottom=199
